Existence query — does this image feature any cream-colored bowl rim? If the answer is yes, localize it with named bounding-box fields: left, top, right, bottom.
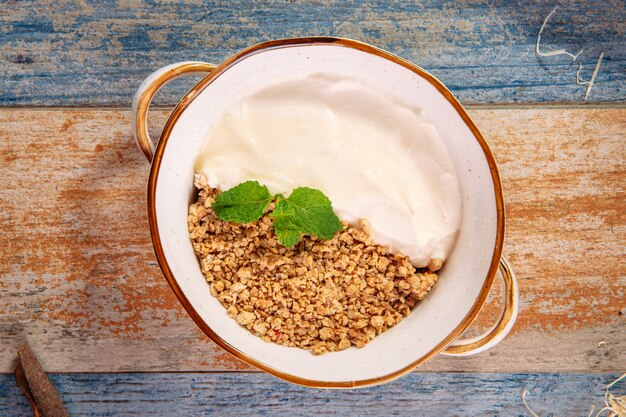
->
left=147, top=37, right=505, bottom=388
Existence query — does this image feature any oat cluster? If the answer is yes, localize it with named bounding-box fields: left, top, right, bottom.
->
left=188, top=176, right=440, bottom=355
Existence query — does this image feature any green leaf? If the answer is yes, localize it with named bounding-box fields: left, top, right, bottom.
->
left=211, top=181, right=273, bottom=224
left=271, top=188, right=343, bottom=247
left=272, top=217, right=302, bottom=248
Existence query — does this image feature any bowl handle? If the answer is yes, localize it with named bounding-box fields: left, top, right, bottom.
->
left=131, top=61, right=217, bottom=161
left=441, top=256, right=519, bottom=356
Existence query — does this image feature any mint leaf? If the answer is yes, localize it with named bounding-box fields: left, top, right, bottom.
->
left=272, top=216, right=302, bottom=248
left=211, top=181, right=273, bottom=223
left=271, top=188, right=343, bottom=247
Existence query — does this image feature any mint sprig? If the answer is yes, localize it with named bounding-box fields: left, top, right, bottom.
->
left=211, top=182, right=342, bottom=248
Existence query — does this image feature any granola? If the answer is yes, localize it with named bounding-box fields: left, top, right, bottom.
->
left=188, top=175, right=440, bottom=354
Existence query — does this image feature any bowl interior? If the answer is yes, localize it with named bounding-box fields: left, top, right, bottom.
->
left=151, top=40, right=501, bottom=385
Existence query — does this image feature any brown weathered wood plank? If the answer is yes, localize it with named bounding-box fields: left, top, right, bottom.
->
left=0, top=107, right=624, bottom=372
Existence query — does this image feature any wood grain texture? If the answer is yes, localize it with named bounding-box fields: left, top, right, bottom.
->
left=0, top=108, right=624, bottom=373
left=1, top=0, right=624, bottom=106
left=0, top=373, right=623, bottom=416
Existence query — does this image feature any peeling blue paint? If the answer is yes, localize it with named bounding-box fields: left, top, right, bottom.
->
left=0, top=373, right=621, bottom=416
left=0, top=0, right=624, bottom=105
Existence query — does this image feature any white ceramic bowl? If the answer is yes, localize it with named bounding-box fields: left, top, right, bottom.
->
left=132, top=37, right=519, bottom=388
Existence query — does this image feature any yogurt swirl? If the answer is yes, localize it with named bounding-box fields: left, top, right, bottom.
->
left=195, top=74, right=462, bottom=267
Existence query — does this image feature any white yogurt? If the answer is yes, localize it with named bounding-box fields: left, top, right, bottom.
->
left=195, top=74, right=462, bottom=267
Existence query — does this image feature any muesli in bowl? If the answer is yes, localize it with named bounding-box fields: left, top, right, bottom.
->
left=188, top=177, right=440, bottom=355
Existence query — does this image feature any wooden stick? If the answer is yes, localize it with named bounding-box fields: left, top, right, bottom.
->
left=14, top=343, right=69, bottom=417
left=14, top=361, right=41, bottom=417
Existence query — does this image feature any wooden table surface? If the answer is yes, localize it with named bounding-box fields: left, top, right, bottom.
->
left=1, top=1, right=624, bottom=415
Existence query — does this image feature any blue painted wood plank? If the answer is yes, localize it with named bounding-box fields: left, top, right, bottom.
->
left=1, top=0, right=624, bottom=106
left=0, top=373, right=623, bottom=416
